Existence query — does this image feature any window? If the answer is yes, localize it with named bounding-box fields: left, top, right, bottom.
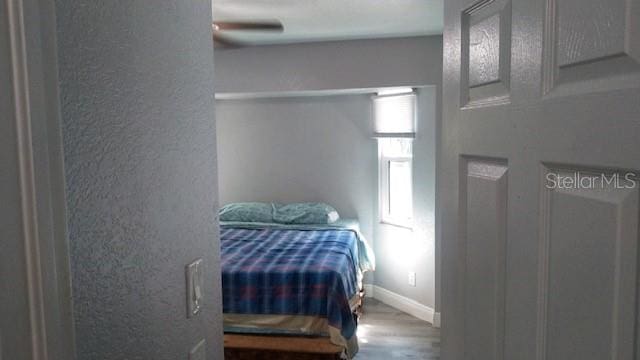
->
left=379, top=138, right=413, bottom=227
left=374, top=90, right=415, bottom=228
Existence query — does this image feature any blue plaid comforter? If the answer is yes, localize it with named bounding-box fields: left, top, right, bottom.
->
left=221, top=226, right=361, bottom=340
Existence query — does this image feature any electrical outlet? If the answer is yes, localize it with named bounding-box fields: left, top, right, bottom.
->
left=408, top=271, right=416, bottom=287
left=189, top=339, right=206, bottom=360
left=186, top=258, right=204, bottom=318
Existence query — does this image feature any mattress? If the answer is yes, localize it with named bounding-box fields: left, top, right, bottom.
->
left=220, top=221, right=374, bottom=358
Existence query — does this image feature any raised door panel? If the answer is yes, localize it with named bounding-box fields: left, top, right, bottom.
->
left=543, top=0, right=640, bottom=95
left=469, top=14, right=501, bottom=87
left=557, top=0, right=626, bottom=66
left=461, top=0, right=512, bottom=108
left=538, top=166, right=639, bottom=360
left=461, top=159, right=508, bottom=360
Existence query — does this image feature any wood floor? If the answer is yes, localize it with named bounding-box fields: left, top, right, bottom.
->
left=355, top=298, right=440, bottom=359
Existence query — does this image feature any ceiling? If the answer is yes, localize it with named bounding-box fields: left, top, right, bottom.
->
left=212, top=0, right=443, bottom=45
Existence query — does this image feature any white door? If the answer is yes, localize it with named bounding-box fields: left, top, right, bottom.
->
left=1, top=0, right=74, bottom=359
left=441, top=0, right=640, bottom=359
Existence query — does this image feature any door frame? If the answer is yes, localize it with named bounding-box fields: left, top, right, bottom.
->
left=4, top=0, right=75, bottom=358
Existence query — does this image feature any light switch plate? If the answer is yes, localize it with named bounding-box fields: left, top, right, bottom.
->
left=186, top=258, right=203, bottom=318
left=408, top=271, right=416, bottom=287
left=189, top=339, right=206, bottom=360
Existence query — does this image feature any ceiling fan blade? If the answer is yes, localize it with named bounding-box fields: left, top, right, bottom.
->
left=213, top=20, right=283, bottom=32
left=212, top=31, right=245, bottom=48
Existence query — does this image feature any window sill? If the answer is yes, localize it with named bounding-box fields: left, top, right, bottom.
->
left=379, top=220, right=413, bottom=231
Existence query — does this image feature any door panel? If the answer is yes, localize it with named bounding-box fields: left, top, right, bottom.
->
left=441, top=0, right=640, bottom=359
left=538, top=167, right=639, bottom=360
left=461, top=0, right=511, bottom=107
left=461, top=158, right=508, bottom=360
left=543, top=0, right=640, bottom=95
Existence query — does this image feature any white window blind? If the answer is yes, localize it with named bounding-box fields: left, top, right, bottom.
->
left=373, top=93, right=416, bottom=138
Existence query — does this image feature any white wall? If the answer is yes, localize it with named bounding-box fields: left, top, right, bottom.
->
left=374, top=87, right=438, bottom=309
left=56, top=0, right=223, bottom=358
left=216, top=95, right=377, bottom=245
left=215, top=36, right=442, bottom=93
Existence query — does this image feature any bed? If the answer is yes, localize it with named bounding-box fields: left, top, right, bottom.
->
left=220, top=219, right=375, bottom=359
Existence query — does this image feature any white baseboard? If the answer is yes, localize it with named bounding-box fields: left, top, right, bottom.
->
left=363, top=284, right=374, bottom=297
left=433, top=312, right=441, bottom=328
left=362, top=284, right=436, bottom=325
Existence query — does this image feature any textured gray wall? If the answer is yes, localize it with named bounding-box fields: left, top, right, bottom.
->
left=216, top=95, right=376, bottom=246
left=214, top=36, right=443, bottom=93
left=56, top=0, right=223, bottom=359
